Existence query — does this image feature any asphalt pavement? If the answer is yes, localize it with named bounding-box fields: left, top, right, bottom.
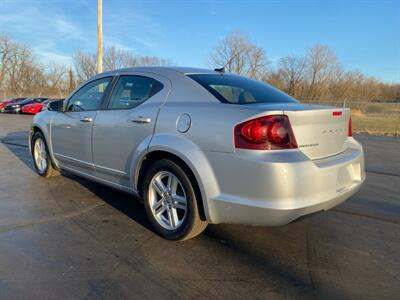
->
left=0, top=114, right=399, bottom=300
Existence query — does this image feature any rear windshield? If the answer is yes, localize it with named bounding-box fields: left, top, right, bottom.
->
left=188, top=74, right=297, bottom=104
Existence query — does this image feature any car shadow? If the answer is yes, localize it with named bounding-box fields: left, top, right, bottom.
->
left=1, top=131, right=153, bottom=230
left=2, top=130, right=333, bottom=297
left=62, top=171, right=152, bottom=230
left=1, top=130, right=36, bottom=172
left=64, top=169, right=319, bottom=296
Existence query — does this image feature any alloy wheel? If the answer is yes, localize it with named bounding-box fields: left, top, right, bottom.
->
left=33, top=137, right=48, bottom=173
left=148, top=171, right=187, bottom=230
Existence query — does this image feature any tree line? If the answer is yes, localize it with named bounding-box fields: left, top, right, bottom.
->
left=1, top=32, right=399, bottom=102
left=0, top=34, right=171, bottom=99
left=209, top=32, right=400, bottom=102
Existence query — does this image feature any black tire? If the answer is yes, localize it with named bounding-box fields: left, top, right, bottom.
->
left=143, top=159, right=208, bottom=241
left=31, top=131, right=59, bottom=178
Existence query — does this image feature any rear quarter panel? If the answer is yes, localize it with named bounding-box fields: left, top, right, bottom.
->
left=154, top=102, right=283, bottom=153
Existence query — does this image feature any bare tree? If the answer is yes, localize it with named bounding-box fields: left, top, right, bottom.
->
left=68, top=68, right=76, bottom=93
left=134, top=56, right=172, bottom=67
left=208, top=31, right=268, bottom=79
left=277, top=54, right=307, bottom=97
left=73, top=46, right=172, bottom=85
left=7, top=43, right=37, bottom=95
left=1, top=34, right=399, bottom=103
left=0, top=34, right=13, bottom=96
left=304, top=44, right=339, bottom=99
left=103, top=46, right=171, bottom=70
left=73, top=50, right=97, bottom=83
left=46, top=63, right=67, bottom=97
left=103, top=45, right=136, bottom=70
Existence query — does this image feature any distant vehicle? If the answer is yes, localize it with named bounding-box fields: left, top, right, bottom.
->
left=21, top=100, right=50, bottom=115
left=0, top=98, right=26, bottom=112
left=30, top=67, right=365, bottom=240
left=3, top=98, right=48, bottom=113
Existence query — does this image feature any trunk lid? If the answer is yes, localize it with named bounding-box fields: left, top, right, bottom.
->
left=283, top=104, right=350, bottom=160
left=242, top=102, right=350, bottom=160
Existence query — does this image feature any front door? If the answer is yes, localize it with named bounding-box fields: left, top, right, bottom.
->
left=51, top=77, right=113, bottom=175
left=92, top=73, right=170, bottom=188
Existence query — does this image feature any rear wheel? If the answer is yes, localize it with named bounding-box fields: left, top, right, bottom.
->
left=143, top=159, right=207, bottom=240
left=31, top=132, right=59, bottom=178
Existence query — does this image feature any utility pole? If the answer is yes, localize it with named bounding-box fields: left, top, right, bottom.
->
left=97, top=0, right=103, bottom=73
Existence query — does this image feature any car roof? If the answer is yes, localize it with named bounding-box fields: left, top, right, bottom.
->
left=96, top=66, right=225, bottom=77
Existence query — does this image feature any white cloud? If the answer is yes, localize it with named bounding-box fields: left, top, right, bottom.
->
left=0, top=2, right=165, bottom=64
left=35, top=49, right=73, bottom=68
left=0, top=5, right=94, bottom=66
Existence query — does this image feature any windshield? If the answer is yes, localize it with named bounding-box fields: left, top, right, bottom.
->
left=188, top=74, right=297, bottom=105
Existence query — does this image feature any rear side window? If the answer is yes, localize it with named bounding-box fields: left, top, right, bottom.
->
left=188, top=74, right=297, bottom=104
left=107, top=75, right=163, bottom=110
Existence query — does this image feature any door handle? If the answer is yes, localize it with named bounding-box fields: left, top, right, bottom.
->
left=131, top=116, right=151, bottom=124
left=80, top=117, right=93, bottom=123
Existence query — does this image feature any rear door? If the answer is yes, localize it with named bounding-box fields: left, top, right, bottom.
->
left=92, top=72, right=171, bottom=187
left=51, top=77, right=113, bottom=175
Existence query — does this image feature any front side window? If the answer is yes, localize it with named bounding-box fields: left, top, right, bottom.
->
left=188, top=74, right=297, bottom=104
left=108, top=75, right=163, bottom=110
left=67, top=77, right=111, bottom=112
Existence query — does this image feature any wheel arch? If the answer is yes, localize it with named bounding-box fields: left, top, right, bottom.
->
left=30, top=123, right=59, bottom=170
left=133, top=135, right=220, bottom=223
left=137, top=150, right=209, bottom=221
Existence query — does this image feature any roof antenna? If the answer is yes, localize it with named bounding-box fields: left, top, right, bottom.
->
left=214, top=67, right=225, bottom=73
left=214, top=52, right=239, bottom=73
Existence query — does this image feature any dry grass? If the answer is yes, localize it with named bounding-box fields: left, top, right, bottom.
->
left=352, top=115, right=400, bottom=136
left=307, top=102, right=400, bottom=136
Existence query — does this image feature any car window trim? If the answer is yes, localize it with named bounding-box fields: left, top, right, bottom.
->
left=65, top=76, right=114, bottom=112
left=104, top=74, right=165, bottom=111
left=187, top=74, right=297, bottom=105
left=98, top=75, right=119, bottom=110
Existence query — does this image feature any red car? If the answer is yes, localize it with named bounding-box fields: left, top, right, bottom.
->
left=0, top=98, right=26, bottom=112
left=21, top=100, right=49, bottom=114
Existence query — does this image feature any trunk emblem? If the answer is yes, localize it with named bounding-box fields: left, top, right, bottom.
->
left=322, top=128, right=345, bottom=134
left=299, top=143, right=319, bottom=148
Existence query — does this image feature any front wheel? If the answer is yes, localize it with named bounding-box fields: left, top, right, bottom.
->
left=31, top=132, right=59, bottom=178
left=143, top=159, right=208, bottom=240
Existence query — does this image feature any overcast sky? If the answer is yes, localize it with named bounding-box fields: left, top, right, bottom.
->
left=0, top=0, right=399, bottom=83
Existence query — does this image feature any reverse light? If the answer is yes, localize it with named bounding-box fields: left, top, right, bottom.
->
left=234, top=115, right=298, bottom=150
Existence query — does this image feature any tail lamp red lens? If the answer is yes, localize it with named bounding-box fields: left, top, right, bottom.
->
left=348, top=116, right=352, bottom=137
left=234, top=115, right=298, bottom=150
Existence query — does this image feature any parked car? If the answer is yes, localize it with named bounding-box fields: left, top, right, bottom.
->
left=0, top=98, right=26, bottom=112
left=29, top=67, right=365, bottom=240
left=21, top=100, right=50, bottom=114
left=3, top=97, right=48, bottom=113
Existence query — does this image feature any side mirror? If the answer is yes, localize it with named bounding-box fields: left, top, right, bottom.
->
left=47, top=99, right=64, bottom=112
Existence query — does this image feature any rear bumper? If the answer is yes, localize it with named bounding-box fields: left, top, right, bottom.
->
left=203, top=138, right=365, bottom=225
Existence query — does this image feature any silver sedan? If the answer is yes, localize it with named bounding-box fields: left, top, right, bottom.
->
left=30, top=67, right=365, bottom=240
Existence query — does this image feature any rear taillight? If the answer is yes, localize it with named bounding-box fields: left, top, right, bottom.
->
left=234, top=115, right=298, bottom=150
left=348, top=116, right=352, bottom=137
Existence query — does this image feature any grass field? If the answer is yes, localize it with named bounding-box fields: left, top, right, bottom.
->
left=351, top=103, right=399, bottom=136
left=352, top=115, right=400, bottom=136
left=304, top=100, right=400, bottom=136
